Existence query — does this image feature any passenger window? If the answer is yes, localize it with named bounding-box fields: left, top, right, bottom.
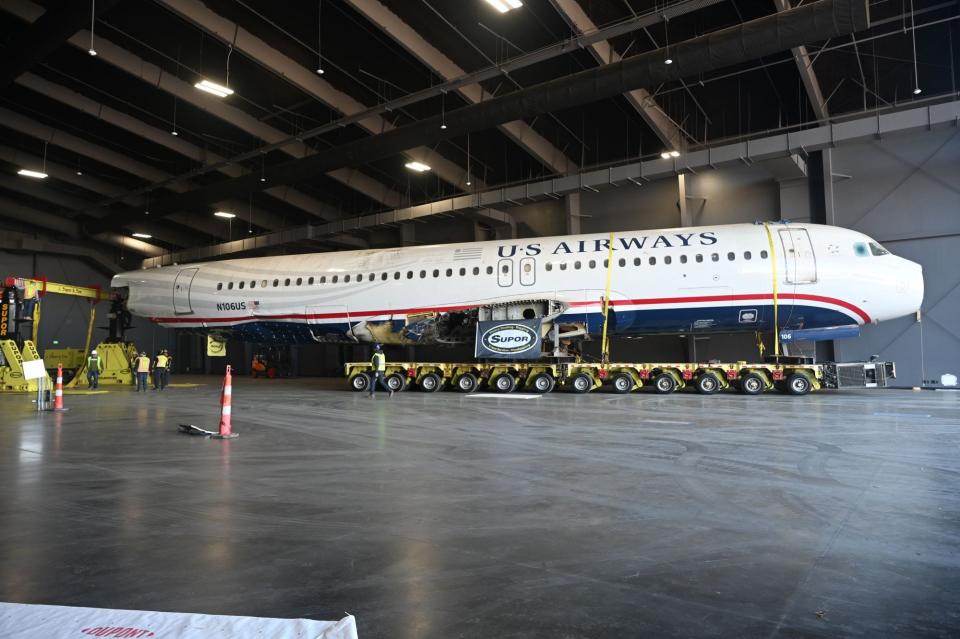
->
left=560, top=263, right=568, bottom=271
left=603, top=259, right=609, bottom=268
left=649, top=257, right=656, bottom=266
left=446, top=268, right=452, bottom=277
left=589, top=260, right=596, bottom=269
left=432, top=269, right=439, bottom=278
left=381, top=273, right=388, bottom=281
left=407, top=271, right=413, bottom=279
left=261, top=280, right=267, bottom=288
left=633, top=257, right=641, bottom=266
left=727, top=252, right=735, bottom=261
left=501, top=264, right=508, bottom=274
left=344, top=275, right=351, bottom=283
left=332, top=275, right=339, bottom=283
left=357, top=274, right=363, bottom=282
left=664, top=256, right=672, bottom=265
left=320, top=276, right=326, bottom=284
left=680, top=255, right=687, bottom=264
left=574, top=261, right=581, bottom=270
left=369, top=273, right=374, bottom=281
left=394, top=272, right=400, bottom=280
left=459, top=267, right=466, bottom=276
left=284, top=278, right=291, bottom=286
left=743, top=251, right=751, bottom=260
left=711, top=253, right=719, bottom=262
left=308, top=277, right=314, bottom=285
left=472, top=267, right=479, bottom=275
left=216, top=283, right=223, bottom=291
left=250, top=281, right=257, bottom=289
left=239, top=281, right=245, bottom=289
left=546, top=263, right=553, bottom=272
left=227, top=282, right=234, bottom=290
left=869, top=242, right=889, bottom=256
left=296, top=277, right=302, bottom=286
left=760, top=250, right=768, bottom=259
left=618, top=258, right=626, bottom=267
left=486, top=266, right=493, bottom=275
left=696, top=254, right=703, bottom=263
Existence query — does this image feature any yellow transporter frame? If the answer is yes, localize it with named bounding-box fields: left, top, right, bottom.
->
left=344, top=360, right=823, bottom=396
left=0, top=339, right=51, bottom=392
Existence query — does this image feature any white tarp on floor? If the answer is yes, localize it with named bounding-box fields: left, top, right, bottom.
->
left=0, top=602, right=358, bottom=638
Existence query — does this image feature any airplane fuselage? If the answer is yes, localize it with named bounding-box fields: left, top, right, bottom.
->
left=111, top=222, right=924, bottom=346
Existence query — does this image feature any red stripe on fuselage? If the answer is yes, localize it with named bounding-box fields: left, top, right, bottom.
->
left=151, top=293, right=870, bottom=325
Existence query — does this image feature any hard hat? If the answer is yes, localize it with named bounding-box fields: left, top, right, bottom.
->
left=91, top=350, right=96, bottom=354
left=373, top=343, right=382, bottom=351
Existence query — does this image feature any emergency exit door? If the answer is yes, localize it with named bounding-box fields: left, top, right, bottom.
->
left=779, top=228, right=817, bottom=283
left=173, top=268, right=199, bottom=314
left=519, top=257, right=536, bottom=286
left=497, top=259, right=513, bottom=287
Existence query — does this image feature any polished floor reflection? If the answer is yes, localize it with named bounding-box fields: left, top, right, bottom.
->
left=1, top=378, right=958, bottom=638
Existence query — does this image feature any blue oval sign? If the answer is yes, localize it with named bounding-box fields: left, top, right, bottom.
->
left=480, top=323, right=538, bottom=354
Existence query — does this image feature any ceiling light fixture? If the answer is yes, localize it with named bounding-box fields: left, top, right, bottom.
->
left=670, top=150, right=680, bottom=158
left=465, top=132, right=472, bottom=187
left=316, top=0, right=325, bottom=75
left=909, top=0, right=921, bottom=97
left=484, top=0, right=522, bottom=12
left=214, top=211, right=236, bottom=218
left=664, top=57, right=673, bottom=65
left=17, top=169, right=48, bottom=179
left=132, top=233, right=152, bottom=239
left=404, top=161, right=431, bottom=172
left=440, top=90, right=447, bottom=129
left=660, top=152, right=671, bottom=159
left=171, top=97, right=179, bottom=135
left=194, top=79, right=233, bottom=97
left=663, top=12, right=672, bottom=65
left=88, top=0, right=97, bottom=56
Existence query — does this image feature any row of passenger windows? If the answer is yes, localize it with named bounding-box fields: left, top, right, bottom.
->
left=214, top=250, right=768, bottom=290
left=543, top=250, right=768, bottom=271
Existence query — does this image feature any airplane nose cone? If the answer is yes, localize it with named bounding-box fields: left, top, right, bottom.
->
left=897, top=260, right=924, bottom=316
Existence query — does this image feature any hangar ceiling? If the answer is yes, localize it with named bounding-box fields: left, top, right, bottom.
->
left=0, top=0, right=957, bottom=261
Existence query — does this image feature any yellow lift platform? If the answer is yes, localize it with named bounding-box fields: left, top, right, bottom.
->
left=1, top=276, right=138, bottom=391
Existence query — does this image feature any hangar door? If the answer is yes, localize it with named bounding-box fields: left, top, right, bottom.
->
left=779, top=228, right=817, bottom=283
left=173, top=268, right=199, bottom=315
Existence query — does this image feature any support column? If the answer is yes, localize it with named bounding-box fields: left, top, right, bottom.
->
left=564, top=193, right=581, bottom=235
left=821, top=148, right=836, bottom=226
left=400, top=223, right=416, bottom=247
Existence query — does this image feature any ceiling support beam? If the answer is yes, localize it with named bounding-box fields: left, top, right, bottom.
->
left=548, top=0, right=685, bottom=151
left=15, top=73, right=343, bottom=221
left=0, top=230, right=122, bottom=275
left=344, top=0, right=578, bottom=176
left=774, top=0, right=828, bottom=121
left=156, top=0, right=476, bottom=191
left=1, top=0, right=403, bottom=209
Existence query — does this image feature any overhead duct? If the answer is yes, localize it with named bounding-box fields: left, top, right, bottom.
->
left=94, top=0, right=869, bottom=230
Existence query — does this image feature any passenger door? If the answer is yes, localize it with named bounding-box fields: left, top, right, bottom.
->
left=173, top=268, right=198, bottom=315
left=779, top=228, right=817, bottom=283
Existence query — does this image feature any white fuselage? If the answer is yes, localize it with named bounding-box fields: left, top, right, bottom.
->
left=111, top=222, right=923, bottom=345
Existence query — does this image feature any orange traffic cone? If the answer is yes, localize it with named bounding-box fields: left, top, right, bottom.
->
left=51, top=363, right=68, bottom=412
left=213, top=365, right=237, bottom=439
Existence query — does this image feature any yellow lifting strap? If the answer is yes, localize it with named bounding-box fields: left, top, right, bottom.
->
left=762, top=223, right=781, bottom=357
left=600, top=232, right=615, bottom=364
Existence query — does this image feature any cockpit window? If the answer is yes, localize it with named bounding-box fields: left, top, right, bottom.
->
left=853, top=242, right=869, bottom=257
left=869, top=242, right=889, bottom=256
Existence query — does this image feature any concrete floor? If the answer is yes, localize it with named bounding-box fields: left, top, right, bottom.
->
left=1, top=377, right=958, bottom=638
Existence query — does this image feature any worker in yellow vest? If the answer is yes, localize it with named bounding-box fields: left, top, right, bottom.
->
left=133, top=351, right=151, bottom=393
left=86, top=349, right=103, bottom=389
left=153, top=349, right=170, bottom=391
left=368, top=344, right=393, bottom=398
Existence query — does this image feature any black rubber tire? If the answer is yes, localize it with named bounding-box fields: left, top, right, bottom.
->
left=610, top=372, right=634, bottom=394
left=530, top=373, right=555, bottom=394
left=456, top=373, right=478, bottom=393
left=418, top=373, right=442, bottom=393
left=695, top=372, right=722, bottom=395
left=349, top=373, right=370, bottom=392
left=492, top=373, right=517, bottom=393
left=785, top=373, right=812, bottom=396
left=739, top=372, right=765, bottom=395
left=570, top=373, right=593, bottom=394
left=386, top=373, right=406, bottom=392
left=652, top=372, right=677, bottom=394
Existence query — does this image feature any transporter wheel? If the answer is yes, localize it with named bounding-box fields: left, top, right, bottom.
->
left=492, top=373, right=517, bottom=393
left=456, top=373, right=478, bottom=393
left=530, top=373, right=555, bottom=394
left=349, top=373, right=370, bottom=393
left=610, top=372, right=634, bottom=394
left=652, top=372, right=677, bottom=394
left=418, top=373, right=442, bottom=393
left=695, top=372, right=722, bottom=395
left=739, top=372, right=765, bottom=396
left=570, top=373, right=594, bottom=394
left=386, top=373, right=406, bottom=392
left=785, top=373, right=812, bottom=396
